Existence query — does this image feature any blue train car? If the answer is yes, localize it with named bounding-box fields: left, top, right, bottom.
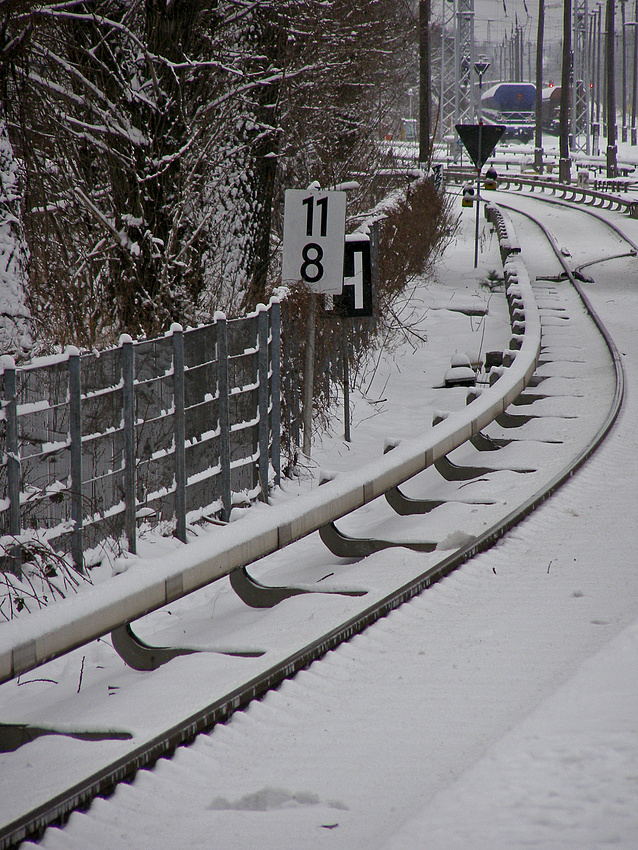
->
left=481, top=82, right=536, bottom=142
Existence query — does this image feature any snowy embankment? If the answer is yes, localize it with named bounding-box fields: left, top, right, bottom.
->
left=383, top=617, right=638, bottom=850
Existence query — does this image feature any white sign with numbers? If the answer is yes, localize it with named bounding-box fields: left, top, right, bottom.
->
left=281, top=189, right=346, bottom=294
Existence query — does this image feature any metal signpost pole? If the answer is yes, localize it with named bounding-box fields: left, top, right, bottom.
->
left=559, top=0, right=573, bottom=183
left=473, top=60, right=490, bottom=269
left=455, top=121, right=504, bottom=268
left=474, top=120, right=482, bottom=268
left=282, top=186, right=346, bottom=458
left=535, top=0, right=545, bottom=172
left=341, top=320, right=351, bottom=443
left=606, top=0, right=618, bottom=177
left=302, top=295, right=316, bottom=457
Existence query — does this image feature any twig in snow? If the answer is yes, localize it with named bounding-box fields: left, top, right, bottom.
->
left=77, top=656, right=86, bottom=693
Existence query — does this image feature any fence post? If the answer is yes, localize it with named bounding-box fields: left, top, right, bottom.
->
left=68, top=347, right=84, bottom=573
left=171, top=324, right=186, bottom=543
left=215, top=313, right=231, bottom=522
left=2, top=356, right=21, bottom=576
left=271, top=299, right=281, bottom=487
left=121, top=335, right=136, bottom=555
left=257, top=305, right=269, bottom=502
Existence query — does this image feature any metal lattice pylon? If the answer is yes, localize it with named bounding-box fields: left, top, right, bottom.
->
left=572, top=0, right=591, bottom=153
left=438, top=0, right=476, bottom=155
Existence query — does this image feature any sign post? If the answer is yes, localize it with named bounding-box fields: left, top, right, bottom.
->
left=455, top=122, right=505, bottom=267
left=282, top=189, right=347, bottom=456
left=282, top=189, right=347, bottom=294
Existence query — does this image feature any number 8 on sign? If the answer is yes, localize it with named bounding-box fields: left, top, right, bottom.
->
left=300, top=243, right=323, bottom=283
left=282, top=189, right=347, bottom=295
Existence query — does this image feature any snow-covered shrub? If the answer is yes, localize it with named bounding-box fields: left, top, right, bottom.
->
left=0, top=534, right=91, bottom=621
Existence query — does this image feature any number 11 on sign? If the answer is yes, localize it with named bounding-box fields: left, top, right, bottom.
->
left=282, top=189, right=346, bottom=294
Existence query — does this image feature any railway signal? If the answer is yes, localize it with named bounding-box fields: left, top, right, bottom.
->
left=474, top=58, right=491, bottom=123
left=329, top=236, right=373, bottom=319
left=325, top=235, right=374, bottom=442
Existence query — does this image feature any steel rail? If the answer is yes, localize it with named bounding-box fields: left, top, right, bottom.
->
left=496, top=187, right=638, bottom=263
left=496, top=198, right=625, bottom=472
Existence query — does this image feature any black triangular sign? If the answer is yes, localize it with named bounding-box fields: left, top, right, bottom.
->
left=455, top=123, right=505, bottom=170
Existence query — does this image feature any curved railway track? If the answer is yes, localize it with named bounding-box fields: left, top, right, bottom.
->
left=496, top=184, right=638, bottom=276
left=0, top=194, right=628, bottom=848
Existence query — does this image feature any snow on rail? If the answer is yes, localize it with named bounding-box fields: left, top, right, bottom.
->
left=0, top=207, right=540, bottom=685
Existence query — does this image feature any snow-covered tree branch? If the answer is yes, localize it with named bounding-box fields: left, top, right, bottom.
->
left=1, top=0, right=421, bottom=352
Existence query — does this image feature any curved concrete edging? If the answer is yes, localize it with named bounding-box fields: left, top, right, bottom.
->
left=0, top=209, right=541, bottom=684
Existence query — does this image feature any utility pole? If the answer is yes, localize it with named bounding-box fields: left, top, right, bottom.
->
left=473, top=58, right=490, bottom=270
left=606, top=0, right=618, bottom=177
left=419, top=0, right=432, bottom=165
left=559, top=0, right=572, bottom=182
left=633, top=0, right=638, bottom=144
left=622, top=0, right=628, bottom=142
left=597, top=2, right=602, bottom=130
left=535, top=0, right=545, bottom=172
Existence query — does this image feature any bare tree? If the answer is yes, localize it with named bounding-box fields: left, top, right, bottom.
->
left=0, top=1, right=33, bottom=358
left=2, top=0, right=428, bottom=349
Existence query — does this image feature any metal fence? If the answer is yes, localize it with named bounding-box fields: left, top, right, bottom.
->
left=0, top=300, right=284, bottom=576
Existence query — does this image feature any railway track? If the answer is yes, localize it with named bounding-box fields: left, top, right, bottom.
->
left=0, top=194, right=626, bottom=848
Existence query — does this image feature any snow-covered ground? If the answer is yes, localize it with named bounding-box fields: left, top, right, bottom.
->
left=5, top=146, right=638, bottom=849
left=381, top=189, right=638, bottom=850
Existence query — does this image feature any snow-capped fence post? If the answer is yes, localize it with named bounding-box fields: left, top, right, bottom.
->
left=271, top=299, right=281, bottom=486
left=68, top=348, right=84, bottom=573
left=257, top=306, right=269, bottom=502
left=171, top=325, right=186, bottom=543
left=121, top=335, right=136, bottom=555
left=215, top=313, right=232, bottom=522
left=280, top=308, right=301, bottom=465
left=2, top=356, right=21, bottom=576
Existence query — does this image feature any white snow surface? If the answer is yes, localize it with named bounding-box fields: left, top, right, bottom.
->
left=6, top=145, right=638, bottom=849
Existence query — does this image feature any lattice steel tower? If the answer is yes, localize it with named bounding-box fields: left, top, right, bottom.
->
left=438, top=0, right=476, bottom=153
left=572, top=0, right=591, bottom=153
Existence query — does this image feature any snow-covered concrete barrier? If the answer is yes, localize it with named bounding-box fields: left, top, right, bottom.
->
left=491, top=173, right=638, bottom=217
left=0, top=205, right=541, bottom=684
